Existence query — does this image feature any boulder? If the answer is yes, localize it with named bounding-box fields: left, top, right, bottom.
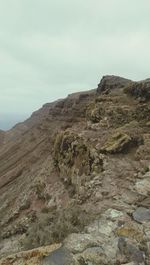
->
left=117, top=221, right=144, bottom=242
left=117, top=237, right=145, bottom=264
left=42, top=246, right=75, bottom=265
left=101, top=132, right=132, bottom=154
left=76, top=246, right=108, bottom=265
left=132, top=207, right=150, bottom=223
left=63, top=233, right=103, bottom=254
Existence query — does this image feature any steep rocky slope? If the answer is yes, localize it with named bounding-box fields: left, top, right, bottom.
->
left=0, top=75, right=150, bottom=265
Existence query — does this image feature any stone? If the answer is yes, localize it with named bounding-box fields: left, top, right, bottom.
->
left=87, top=209, right=126, bottom=239
left=137, top=197, right=150, bottom=208
left=42, top=246, right=75, bottom=265
left=133, top=207, right=150, bottom=223
left=121, top=190, right=144, bottom=205
left=147, top=241, right=150, bottom=254
left=117, top=237, right=145, bottom=264
left=64, top=233, right=103, bottom=254
left=98, top=220, right=116, bottom=236
left=102, top=239, right=119, bottom=262
left=117, top=221, right=144, bottom=242
left=144, top=222, right=150, bottom=239
left=103, top=208, right=124, bottom=220
left=135, top=178, right=150, bottom=196
left=77, top=247, right=108, bottom=265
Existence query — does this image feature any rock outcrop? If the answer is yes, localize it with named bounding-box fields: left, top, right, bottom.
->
left=53, top=130, right=103, bottom=192
left=97, top=75, right=131, bottom=94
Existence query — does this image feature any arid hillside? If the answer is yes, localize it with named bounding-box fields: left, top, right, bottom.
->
left=0, top=75, right=150, bottom=265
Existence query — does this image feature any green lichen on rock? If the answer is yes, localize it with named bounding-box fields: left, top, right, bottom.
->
left=116, top=221, right=145, bottom=242
left=53, top=130, right=103, bottom=189
left=101, top=121, right=143, bottom=154
left=54, top=130, right=89, bottom=170
left=86, top=102, right=104, bottom=123
left=101, top=132, right=132, bottom=154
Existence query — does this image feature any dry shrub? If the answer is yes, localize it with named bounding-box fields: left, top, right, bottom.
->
left=21, top=204, right=92, bottom=251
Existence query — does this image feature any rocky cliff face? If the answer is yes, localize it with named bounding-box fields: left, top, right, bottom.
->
left=0, top=76, right=150, bottom=265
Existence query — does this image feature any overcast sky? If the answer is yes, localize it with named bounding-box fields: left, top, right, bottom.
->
left=0, top=0, right=150, bottom=130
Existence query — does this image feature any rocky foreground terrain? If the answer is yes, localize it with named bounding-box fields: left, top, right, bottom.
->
left=0, top=75, right=150, bottom=265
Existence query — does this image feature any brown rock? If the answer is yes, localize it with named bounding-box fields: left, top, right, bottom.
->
left=101, top=132, right=132, bottom=154
left=97, top=75, right=131, bottom=94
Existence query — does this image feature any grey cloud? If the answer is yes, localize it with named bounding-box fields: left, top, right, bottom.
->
left=0, top=0, right=150, bottom=129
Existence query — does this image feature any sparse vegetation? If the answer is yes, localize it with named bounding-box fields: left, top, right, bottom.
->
left=20, top=204, right=93, bottom=251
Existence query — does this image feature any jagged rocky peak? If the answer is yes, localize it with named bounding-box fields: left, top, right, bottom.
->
left=97, top=75, right=132, bottom=93
left=97, top=75, right=150, bottom=100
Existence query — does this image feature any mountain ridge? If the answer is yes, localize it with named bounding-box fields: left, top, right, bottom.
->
left=0, top=75, right=150, bottom=265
